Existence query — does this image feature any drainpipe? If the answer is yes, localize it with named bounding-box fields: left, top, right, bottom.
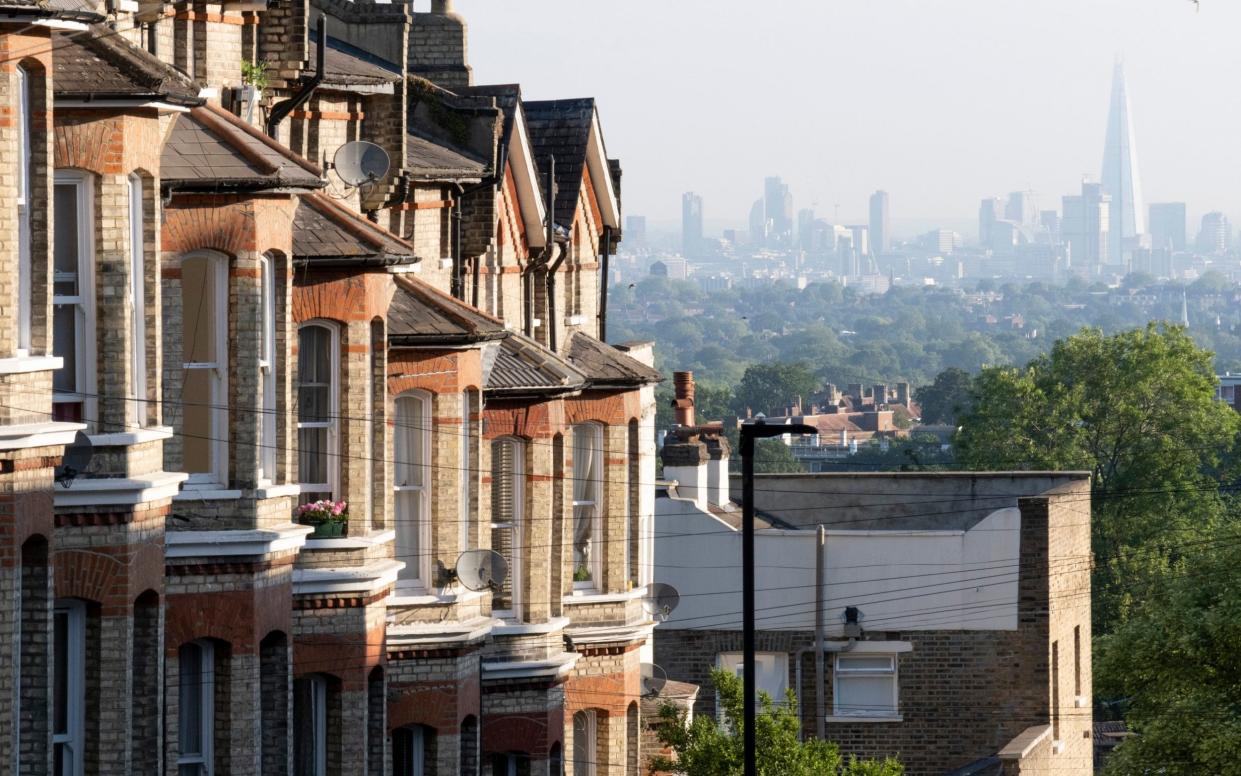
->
left=523, top=155, right=556, bottom=340
left=450, top=184, right=464, bottom=299
left=815, top=525, right=826, bottom=740
left=267, top=14, right=327, bottom=138
left=598, top=225, right=612, bottom=341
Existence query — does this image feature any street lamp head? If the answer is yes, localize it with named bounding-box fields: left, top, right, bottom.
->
left=740, top=420, right=817, bottom=440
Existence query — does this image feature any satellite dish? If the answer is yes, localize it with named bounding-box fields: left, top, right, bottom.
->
left=454, top=548, right=509, bottom=592
left=641, top=663, right=668, bottom=698
left=56, top=431, right=93, bottom=488
left=642, top=582, right=680, bottom=623
left=333, top=141, right=390, bottom=188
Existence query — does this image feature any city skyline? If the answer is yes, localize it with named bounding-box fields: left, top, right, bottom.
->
left=458, top=0, right=1241, bottom=229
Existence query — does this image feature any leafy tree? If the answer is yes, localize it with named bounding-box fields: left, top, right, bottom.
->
left=651, top=668, right=903, bottom=776
left=955, top=324, right=1240, bottom=633
left=732, top=362, right=819, bottom=418
left=914, top=367, right=975, bottom=424
left=1096, top=531, right=1241, bottom=775
left=753, top=439, right=804, bottom=474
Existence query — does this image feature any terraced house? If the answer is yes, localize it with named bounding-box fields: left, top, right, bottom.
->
left=0, top=1, right=659, bottom=774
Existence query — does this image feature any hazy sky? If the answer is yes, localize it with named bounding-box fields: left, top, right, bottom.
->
left=455, top=0, right=1240, bottom=236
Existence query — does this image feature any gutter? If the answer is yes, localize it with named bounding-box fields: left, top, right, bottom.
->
left=267, top=13, right=327, bottom=138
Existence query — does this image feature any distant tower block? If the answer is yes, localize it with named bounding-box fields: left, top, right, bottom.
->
left=1101, top=60, right=1145, bottom=266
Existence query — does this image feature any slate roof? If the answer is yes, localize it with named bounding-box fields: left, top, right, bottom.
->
left=406, top=128, right=488, bottom=182
left=53, top=25, right=201, bottom=106
left=565, top=332, right=662, bottom=388
left=293, top=194, right=416, bottom=266
left=483, top=333, right=587, bottom=397
left=523, top=98, right=595, bottom=228
left=161, top=104, right=324, bottom=192
left=1, top=0, right=99, bottom=20
left=387, top=276, right=507, bottom=347
left=308, top=36, right=401, bottom=89
left=466, top=84, right=522, bottom=148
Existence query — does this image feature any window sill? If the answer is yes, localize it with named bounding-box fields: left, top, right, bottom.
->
left=0, top=355, right=63, bottom=374
left=303, top=529, right=395, bottom=550
left=88, top=425, right=174, bottom=447
left=173, top=487, right=243, bottom=502
left=1074, top=696, right=1089, bottom=709
left=255, top=483, right=301, bottom=500
left=824, top=715, right=902, bottom=723
left=388, top=589, right=486, bottom=607
left=563, top=587, right=647, bottom=605
left=491, top=617, right=570, bottom=637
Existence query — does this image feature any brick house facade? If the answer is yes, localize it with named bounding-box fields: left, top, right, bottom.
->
left=0, top=3, right=658, bottom=776
left=653, top=375, right=1093, bottom=776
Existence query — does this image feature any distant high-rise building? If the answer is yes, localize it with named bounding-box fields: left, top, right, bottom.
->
left=869, top=190, right=891, bottom=254
left=1006, top=191, right=1037, bottom=226
left=798, top=208, right=817, bottom=252
left=1197, top=212, right=1230, bottom=255
left=1132, top=247, right=1173, bottom=279
left=979, top=197, right=1004, bottom=247
left=1148, top=202, right=1187, bottom=251
left=681, top=192, right=703, bottom=258
left=748, top=198, right=767, bottom=245
left=1062, top=181, right=1110, bottom=271
left=625, top=215, right=647, bottom=245
left=1040, top=210, right=1061, bottom=243
left=764, top=176, right=793, bottom=245
left=848, top=225, right=870, bottom=262
left=1101, top=61, right=1145, bottom=266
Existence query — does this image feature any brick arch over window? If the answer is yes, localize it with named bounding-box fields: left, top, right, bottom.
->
left=162, top=204, right=254, bottom=258
left=53, top=548, right=125, bottom=604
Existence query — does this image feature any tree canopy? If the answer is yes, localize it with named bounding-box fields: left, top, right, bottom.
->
left=913, top=367, right=975, bottom=425
left=651, top=668, right=903, bottom=776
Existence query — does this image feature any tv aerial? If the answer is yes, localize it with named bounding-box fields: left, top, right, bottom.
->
left=332, top=141, right=390, bottom=189
left=450, top=548, right=510, bottom=592
left=641, top=662, right=668, bottom=698
left=642, top=582, right=681, bottom=623
left=55, top=431, right=93, bottom=488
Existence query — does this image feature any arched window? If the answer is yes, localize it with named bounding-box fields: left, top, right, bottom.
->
left=181, top=252, right=229, bottom=486
left=571, top=424, right=603, bottom=588
left=52, top=171, right=96, bottom=426
left=258, top=255, right=277, bottom=482
left=16, top=65, right=32, bottom=354
left=460, top=715, right=479, bottom=776
left=53, top=599, right=87, bottom=775
left=394, top=391, right=430, bottom=588
left=490, top=437, right=524, bottom=617
left=128, top=173, right=147, bottom=428
left=297, top=322, right=339, bottom=500
left=178, top=640, right=216, bottom=776
left=460, top=389, right=478, bottom=552
left=393, top=724, right=435, bottom=776
left=572, top=710, right=597, bottom=776
left=294, top=673, right=333, bottom=776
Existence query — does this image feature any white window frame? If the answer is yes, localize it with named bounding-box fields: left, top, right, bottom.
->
left=571, top=423, right=604, bottom=589
left=178, top=640, right=215, bottom=776
left=297, top=321, right=339, bottom=499
left=490, top=437, right=524, bottom=620
left=394, top=390, right=431, bottom=589
left=459, top=390, right=474, bottom=553
left=716, top=652, right=790, bottom=714
left=395, top=725, right=427, bottom=776
left=833, top=653, right=899, bottom=720
left=53, top=599, right=86, bottom=776
left=16, top=65, right=32, bottom=355
left=572, top=709, right=597, bottom=776
left=180, top=252, right=229, bottom=487
left=52, top=171, right=97, bottom=429
left=128, top=174, right=147, bottom=428
left=258, top=256, right=277, bottom=483
left=308, top=674, right=328, bottom=776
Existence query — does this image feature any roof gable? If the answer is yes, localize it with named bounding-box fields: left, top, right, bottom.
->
left=523, top=98, right=619, bottom=230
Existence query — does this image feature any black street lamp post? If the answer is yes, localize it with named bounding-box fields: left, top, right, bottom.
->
left=739, top=420, right=817, bottom=776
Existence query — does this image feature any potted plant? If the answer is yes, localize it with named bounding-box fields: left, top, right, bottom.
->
left=297, top=499, right=348, bottom=539
left=238, top=60, right=269, bottom=122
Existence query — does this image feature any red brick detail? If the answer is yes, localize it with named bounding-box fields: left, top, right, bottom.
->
left=53, top=537, right=165, bottom=616
left=290, top=110, right=364, bottom=122
left=162, top=196, right=297, bottom=259
left=389, top=672, right=480, bottom=730
left=388, top=349, right=483, bottom=396
left=293, top=271, right=396, bottom=324
left=53, top=109, right=163, bottom=176
left=294, top=622, right=386, bottom=691
left=392, top=200, right=453, bottom=212
left=55, top=502, right=170, bottom=527
left=565, top=668, right=639, bottom=719
left=166, top=581, right=293, bottom=656
left=292, top=586, right=392, bottom=610
left=166, top=555, right=294, bottom=576
left=484, top=707, right=563, bottom=758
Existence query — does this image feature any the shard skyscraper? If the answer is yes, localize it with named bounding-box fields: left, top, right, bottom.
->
left=1101, top=60, right=1145, bottom=267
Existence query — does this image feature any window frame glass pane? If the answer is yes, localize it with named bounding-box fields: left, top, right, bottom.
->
left=52, top=600, right=86, bottom=776
left=394, top=392, right=431, bottom=588
left=490, top=437, right=524, bottom=618
left=833, top=653, right=898, bottom=718
left=177, top=640, right=215, bottom=774
left=571, top=424, right=603, bottom=587
left=128, top=174, right=147, bottom=428
left=52, top=173, right=96, bottom=428
left=297, top=322, right=339, bottom=499
left=16, top=66, right=32, bottom=354
left=180, top=252, right=229, bottom=486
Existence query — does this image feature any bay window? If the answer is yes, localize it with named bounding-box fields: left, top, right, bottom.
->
left=16, top=65, right=32, bottom=354
left=833, top=654, right=899, bottom=719
left=394, top=391, right=430, bottom=587
left=128, top=174, right=147, bottom=428
left=258, top=256, right=276, bottom=482
left=178, top=641, right=215, bottom=776
left=52, top=172, right=95, bottom=425
left=572, top=424, right=603, bottom=587
left=53, top=600, right=86, bottom=776
left=297, top=322, right=338, bottom=500
left=490, top=437, right=524, bottom=616
left=180, top=253, right=228, bottom=485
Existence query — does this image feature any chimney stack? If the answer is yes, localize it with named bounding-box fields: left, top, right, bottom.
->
left=673, top=371, right=696, bottom=427
left=431, top=0, right=455, bottom=13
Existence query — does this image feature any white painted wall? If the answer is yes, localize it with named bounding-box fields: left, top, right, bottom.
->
left=655, top=497, right=1019, bottom=633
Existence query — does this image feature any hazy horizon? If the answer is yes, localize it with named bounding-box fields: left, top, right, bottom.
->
left=455, top=0, right=1241, bottom=236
